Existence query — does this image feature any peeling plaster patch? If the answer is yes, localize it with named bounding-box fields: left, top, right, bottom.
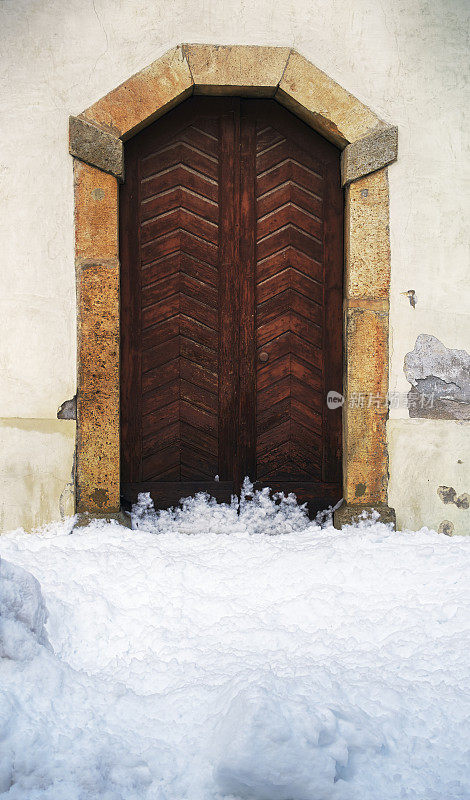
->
left=437, top=486, right=470, bottom=510
left=57, top=396, right=77, bottom=420
left=438, top=520, right=454, bottom=536
left=404, top=335, right=470, bottom=419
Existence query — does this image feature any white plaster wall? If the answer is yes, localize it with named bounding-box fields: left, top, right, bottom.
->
left=0, top=0, right=468, bottom=532
left=0, top=420, right=75, bottom=532
left=388, top=420, right=470, bottom=536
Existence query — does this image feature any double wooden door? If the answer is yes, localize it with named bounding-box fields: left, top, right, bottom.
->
left=120, top=97, right=343, bottom=514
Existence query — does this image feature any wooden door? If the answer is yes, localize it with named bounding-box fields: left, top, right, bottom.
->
left=120, top=98, right=343, bottom=514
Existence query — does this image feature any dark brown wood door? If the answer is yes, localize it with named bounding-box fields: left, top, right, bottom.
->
left=120, top=98, right=343, bottom=514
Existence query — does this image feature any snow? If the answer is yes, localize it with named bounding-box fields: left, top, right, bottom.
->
left=0, top=486, right=469, bottom=799
left=0, top=559, right=50, bottom=661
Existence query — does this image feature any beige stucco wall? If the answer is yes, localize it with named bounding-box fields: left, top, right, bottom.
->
left=0, top=0, right=468, bottom=533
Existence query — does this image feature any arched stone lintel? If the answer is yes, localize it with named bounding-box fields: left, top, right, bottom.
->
left=69, top=44, right=397, bottom=185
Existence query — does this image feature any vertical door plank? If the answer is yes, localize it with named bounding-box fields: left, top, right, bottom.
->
left=218, top=101, right=240, bottom=483
left=238, top=103, right=257, bottom=486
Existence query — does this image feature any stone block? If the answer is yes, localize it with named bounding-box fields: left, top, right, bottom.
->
left=81, top=45, right=193, bottom=139
left=76, top=258, right=120, bottom=514
left=74, top=161, right=118, bottom=261
left=343, top=407, right=389, bottom=504
left=341, top=126, right=398, bottom=186
left=343, top=307, right=389, bottom=506
left=75, top=388, right=120, bottom=513
left=346, top=308, right=389, bottom=396
left=334, top=502, right=396, bottom=528
left=276, top=50, right=387, bottom=148
left=345, top=169, right=391, bottom=300
left=74, top=510, right=132, bottom=528
left=184, top=44, right=290, bottom=96
left=69, top=116, right=123, bottom=180
left=77, top=274, right=119, bottom=393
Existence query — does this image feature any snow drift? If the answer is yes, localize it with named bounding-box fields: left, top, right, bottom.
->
left=0, top=558, right=50, bottom=661
left=213, top=677, right=385, bottom=800
left=0, top=488, right=469, bottom=799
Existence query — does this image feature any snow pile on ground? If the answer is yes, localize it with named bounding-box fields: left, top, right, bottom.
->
left=212, top=677, right=385, bottom=800
left=0, top=488, right=469, bottom=799
left=0, top=559, right=50, bottom=661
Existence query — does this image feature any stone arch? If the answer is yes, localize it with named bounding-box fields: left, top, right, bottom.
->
left=70, top=44, right=398, bottom=525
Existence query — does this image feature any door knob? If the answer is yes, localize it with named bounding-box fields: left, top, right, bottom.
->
left=259, top=351, right=269, bottom=362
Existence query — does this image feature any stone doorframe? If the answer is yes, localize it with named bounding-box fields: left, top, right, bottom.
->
left=69, top=44, right=398, bottom=526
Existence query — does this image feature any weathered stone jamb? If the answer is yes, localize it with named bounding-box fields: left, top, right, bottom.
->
left=74, top=160, right=120, bottom=515
left=70, top=44, right=397, bottom=526
left=335, top=167, right=395, bottom=527
left=75, top=256, right=121, bottom=515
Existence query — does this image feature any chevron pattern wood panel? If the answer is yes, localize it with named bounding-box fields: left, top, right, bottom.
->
left=120, top=101, right=224, bottom=492
left=141, top=117, right=219, bottom=482
left=255, top=120, right=327, bottom=483
left=121, top=98, right=342, bottom=513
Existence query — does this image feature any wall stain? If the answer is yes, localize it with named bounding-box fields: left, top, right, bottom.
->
left=89, top=487, right=109, bottom=508
left=438, top=520, right=454, bottom=536
left=437, top=486, right=469, bottom=510
left=401, top=289, right=417, bottom=308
